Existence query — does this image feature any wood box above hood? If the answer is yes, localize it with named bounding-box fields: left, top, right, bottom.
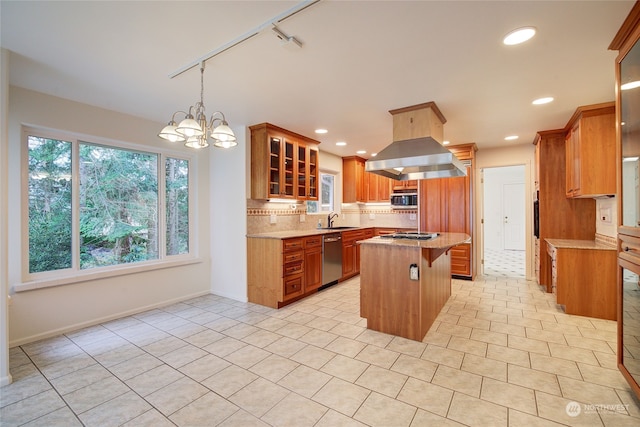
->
left=389, top=101, right=446, bottom=142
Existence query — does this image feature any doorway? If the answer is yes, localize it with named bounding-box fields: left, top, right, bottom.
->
left=482, top=165, right=526, bottom=277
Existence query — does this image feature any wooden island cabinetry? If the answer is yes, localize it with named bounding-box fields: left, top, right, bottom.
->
left=250, top=123, right=320, bottom=201
left=564, top=103, right=616, bottom=198
left=359, top=233, right=469, bottom=341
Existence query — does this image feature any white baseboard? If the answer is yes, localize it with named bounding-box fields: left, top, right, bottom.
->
left=0, top=373, right=13, bottom=387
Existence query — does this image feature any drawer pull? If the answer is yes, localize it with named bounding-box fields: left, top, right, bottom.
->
left=624, top=246, right=640, bottom=252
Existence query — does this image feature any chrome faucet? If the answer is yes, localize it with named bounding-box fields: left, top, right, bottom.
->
left=328, top=212, right=338, bottom=228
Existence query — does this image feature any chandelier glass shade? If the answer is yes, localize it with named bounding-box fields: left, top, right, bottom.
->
left=158, top=62, right=236, bottom=150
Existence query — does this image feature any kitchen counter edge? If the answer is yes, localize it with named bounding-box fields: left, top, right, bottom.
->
left=545, top=238, right=616, bottom=251
left=359, top=232, right=470, bottom=249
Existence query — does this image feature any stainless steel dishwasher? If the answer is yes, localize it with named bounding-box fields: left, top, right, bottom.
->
left=322, top=233, right=342, bottom=288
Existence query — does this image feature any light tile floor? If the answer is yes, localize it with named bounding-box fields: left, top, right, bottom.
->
left=483, top=248, right=525, bottom=278
left=2, top=274, right=640, bottom=426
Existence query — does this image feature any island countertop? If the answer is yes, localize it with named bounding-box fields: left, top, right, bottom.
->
left=358, top=232, right=470, bottom=249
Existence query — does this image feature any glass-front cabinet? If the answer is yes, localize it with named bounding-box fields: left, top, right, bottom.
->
left=613, top=2, right=640, bottom=400
left=250, top=123, right=321, bottom=201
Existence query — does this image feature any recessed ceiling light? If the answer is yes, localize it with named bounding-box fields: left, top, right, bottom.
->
left=532, top=97, right=554, bottom=105
left=442, top=140, right=450, bottom=145
left=315, top=128, right=328, bottom=134
left=356, top=150, right=366, bottom=154
left=505, top=135, right=519, bottom=141
left=336, top=141, right=347, bottom=146
left=503, top=27, right=536, bottom=45
left=371, top=153, right=377, bottom=157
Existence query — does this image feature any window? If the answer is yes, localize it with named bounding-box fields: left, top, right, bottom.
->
left=26, top=129, right=191, bottom=280
left=320, top=172, right=335, bottom=212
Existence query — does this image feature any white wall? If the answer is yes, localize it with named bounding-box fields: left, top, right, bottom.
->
left=6, top=87, right=214, bottom=346
left=1, top=49, right=12, bottom=386
left=475, top=144, right=536, bottom=280
left=210, top=126, right=248, bottom=301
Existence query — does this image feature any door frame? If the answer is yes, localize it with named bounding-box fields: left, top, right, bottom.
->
left=478, top=163, right=532, bottom=278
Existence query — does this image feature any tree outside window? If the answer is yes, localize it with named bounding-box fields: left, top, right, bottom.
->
left=27, top=132, right=191, bottom=277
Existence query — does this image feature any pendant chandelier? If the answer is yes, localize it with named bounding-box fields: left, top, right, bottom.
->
left=158, top=61, right=236, bottom=149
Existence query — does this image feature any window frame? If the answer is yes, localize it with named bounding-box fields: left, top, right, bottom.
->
left=18, top=126, right=199, bottom=292
left=319, top=171, right=336, bottom=213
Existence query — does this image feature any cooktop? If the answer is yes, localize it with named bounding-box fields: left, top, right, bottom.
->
left=380, top=232, right=439, bottom=240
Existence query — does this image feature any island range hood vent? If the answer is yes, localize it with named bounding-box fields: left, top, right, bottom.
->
left=365, top=102, right=466, bottom=180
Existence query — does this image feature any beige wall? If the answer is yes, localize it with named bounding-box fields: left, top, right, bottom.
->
left=6, top=87, right=214, bottom=346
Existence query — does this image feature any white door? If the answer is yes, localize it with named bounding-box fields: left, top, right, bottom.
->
left=503, top=182, right=525, bottom=250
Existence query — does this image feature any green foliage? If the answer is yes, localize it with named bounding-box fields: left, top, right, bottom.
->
left=27, top=136, right=189, bottom=274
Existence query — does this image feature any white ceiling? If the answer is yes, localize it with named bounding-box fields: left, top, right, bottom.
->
left=0, top=0, right=634, bottom=157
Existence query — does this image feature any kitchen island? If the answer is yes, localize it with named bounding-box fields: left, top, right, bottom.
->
left=359, top=232, right=470, bottom=341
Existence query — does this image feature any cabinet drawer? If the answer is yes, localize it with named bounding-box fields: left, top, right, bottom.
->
left=620, top=234, right=640, bottom=265
left=284, top=274, right=304, bottom=299
left=304, top=236, right=322, bottom=248
left=284, top=251, right=304, bottom=264
left=284, top=261, right=304, bottom=276
left=450, top=244, right=470, bottom=259
left=451, top=259, right=470, bottom=276
left=283, top=239, right=304, bottom=252
left=362, top=228, right=374, bottom=238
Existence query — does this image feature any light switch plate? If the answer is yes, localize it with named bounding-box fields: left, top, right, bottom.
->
left=270, top=214, right=277, bottom=224
left=300, top=214, right=306, bottom=222
left=369, top=213, right=376, bottom=220
left=410, top=264, right=419, bottom=281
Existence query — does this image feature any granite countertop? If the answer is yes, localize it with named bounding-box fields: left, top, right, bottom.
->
left=247, top=226, right=417, bottom=240
left=246, top=227, right=364, bottom=239
left=545, top=238, right=616, bottom=251
left=359, top=232, right=470, bottom=249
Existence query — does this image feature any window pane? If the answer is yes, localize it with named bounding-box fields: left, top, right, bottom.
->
left=321, top=173, right=334, bottom=212
left=28, top=136, right=72, bottom=273
left=79, top=144, right=158, bottom=268
left=166, top=157, right=189, bottom=255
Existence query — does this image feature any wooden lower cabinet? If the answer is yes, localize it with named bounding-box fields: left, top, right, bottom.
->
left=546, top=241, right=616, bottom=320
left=342, top=228, right=374, bottom=280
left=248, top=235, right=323, bottom=308
left=304, top=236, right=323, bottom=292
left=450, top=243, right=471, bottom=277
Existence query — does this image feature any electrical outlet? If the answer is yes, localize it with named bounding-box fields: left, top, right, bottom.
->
left=369, top=213, right=376, bottom=220
left=409, top=264, right=419, bottom=281
left=409, top=213, right=416, bottom=220
left=600, top=207, right=612, bottom=223
left=270, top=214, right=277, bottom=224
left=299, top=214, right=306, bottom=222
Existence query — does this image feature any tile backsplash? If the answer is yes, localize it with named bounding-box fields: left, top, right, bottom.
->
left=246, top=199, right=418, bottom=235
left=596, top=196, right=617, bottom=238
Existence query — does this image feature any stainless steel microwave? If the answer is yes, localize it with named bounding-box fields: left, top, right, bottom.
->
left=390, top=192, right=417, bottom=209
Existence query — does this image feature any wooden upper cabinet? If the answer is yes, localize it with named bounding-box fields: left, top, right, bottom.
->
left=563, top=103, right=616, bottom=198
left=250, top=123, right=321, bottom=200
left=343, top=156, right=366, bottom=203
left=392, top=180, right=418, bottom=191
left=365, top=172, right=392, bottom=202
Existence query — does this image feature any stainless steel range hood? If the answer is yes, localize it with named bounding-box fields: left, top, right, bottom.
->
left=365, top=136, right=466, bottom=180
left=365, top=101, right=466, bottom=180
